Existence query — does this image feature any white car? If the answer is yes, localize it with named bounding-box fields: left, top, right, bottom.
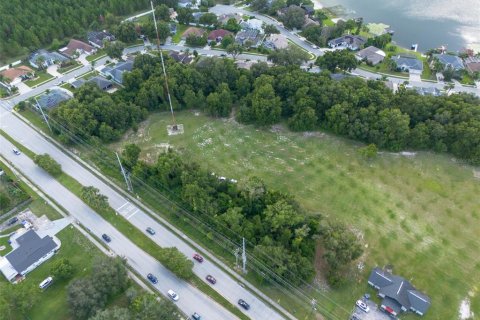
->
left=39, top=276, right=53, bottom=290
left=13, top=148, right=21, bottom=155
left=168, top=289, right=179, bottom=301
left=356, top=300, right=370, bottom=312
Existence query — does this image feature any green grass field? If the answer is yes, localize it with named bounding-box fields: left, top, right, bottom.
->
left=172, top=24, right=190, bottom=43
left=24, top=71, right=54, bottom=87
left=111, top=111, right=480, bottom=320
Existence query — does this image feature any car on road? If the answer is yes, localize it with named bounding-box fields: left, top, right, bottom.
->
left=220, top=53, right=227, bottom=57
left=193, top=253, right=203, bottom=262
left=146, top=227, right=155, bottom=235
left=12, top=148, right=20, bottom=155
left=168, top=289, right=179, bottom=301
left=205, top=275, right=216, bottom=284
left=147, top=273, right=158, bottom=284
left=238, top=299, right=250, bottom=310
left=356, top=300, right=370, bottom=312
left=102, top=234, right=111, bottom=242
left=7, top=217, right=18, bottom=226
left=191, top=312, right=201, bottom=320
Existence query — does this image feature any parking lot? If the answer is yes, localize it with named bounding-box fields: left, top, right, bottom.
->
left=351, top=299, right=393, bottom=320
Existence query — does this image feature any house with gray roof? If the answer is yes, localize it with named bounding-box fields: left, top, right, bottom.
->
left=368, top=267, right=431, bottom=317
left=328, top=35, right=366, bottom=51
left=0, top=230, right=59, bottom=281
left=391, top=55, right=424, bottom=74
left=36, top=88, right=72, bottom=109
left=87, top=31, right=115, bottom=49
left=235, top=29, right=265, bottom=48
left=355, top=46, right=386, bottom=65
left=29, top=49, right=70, bottom=69
left=432, top=54, right=464, bottom=71
left=100, top=60, right=134, bottom=84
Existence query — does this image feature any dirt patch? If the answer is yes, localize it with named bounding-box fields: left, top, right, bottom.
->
left=303, top=131, right=325, bottom=138
left=473, top=170, right=480, bottom=179
left=314, top=243, right=330, bottom=291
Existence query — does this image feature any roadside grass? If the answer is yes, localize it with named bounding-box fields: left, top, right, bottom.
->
left=109, top=110, right=480, bottom=320
left=172, top=24, right=189, bottom=43
left=24, top=71, right=54, bottom=87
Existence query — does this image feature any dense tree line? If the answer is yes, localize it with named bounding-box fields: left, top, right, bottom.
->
left=0, top=0, right=150, bottom=60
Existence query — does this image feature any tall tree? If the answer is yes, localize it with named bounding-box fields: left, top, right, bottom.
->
left=282, top=5, right=305, bottom=29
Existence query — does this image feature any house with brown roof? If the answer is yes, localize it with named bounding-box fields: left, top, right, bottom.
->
left=181, top=27, right=206, bottom=40
left=208, top=29, right=232, bottom=43
left=464, top=56, right=480, bottom=73
left=0, top=66, right=34, bottom=85
left=264, top=34, right=289, bottom=50
left=59, top=39, right=95, bottom=58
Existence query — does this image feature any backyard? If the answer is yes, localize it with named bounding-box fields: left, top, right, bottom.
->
left=110, top=111, right=480, bottom=320
left=24, top=71, right=54, bottom=87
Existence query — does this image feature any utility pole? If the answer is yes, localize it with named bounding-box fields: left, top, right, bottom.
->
left=309, top=298, right=317, bottom=317
left=115, top=152, right=133, bottom=192
left=34, top=97, right=52, bottom=133
left=234, top=248, right=240, bottom=270
left=242, top=237, right=247, bottom=274
left=150, top=0, right=177, bottom=130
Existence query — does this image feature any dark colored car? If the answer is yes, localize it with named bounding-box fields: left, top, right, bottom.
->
left=146, top=227, right=155, bottom=235
left=193, top=253, right=203, bottom=263
left=7, top=217, right=18, bottom=226
left=238, top=299, right=250, bottom=310
left=102, top=234, right=111, bottom=242
left=13, top=149, right=21, bottom=155
left=191, top=312, right=201, bottom=320
left=206, top=275, right=216, bottom=284
left=147, top=273, right=158, bottom=284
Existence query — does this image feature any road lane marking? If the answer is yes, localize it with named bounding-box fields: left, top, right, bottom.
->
left=126, top=209, right=139, bottom=220
left=117, top=202, right=130, bottom=211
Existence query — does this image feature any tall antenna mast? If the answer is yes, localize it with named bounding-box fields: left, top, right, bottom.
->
left=150, top=0, right=177, bottom=129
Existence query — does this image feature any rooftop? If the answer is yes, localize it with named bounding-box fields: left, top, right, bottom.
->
left=60, top=39, right=95, bottom=58
left=433, top=54, right=464, bottom=70
left=0, top=66, right=33, bottom=81
left=36, top=89, right=71, bottom=109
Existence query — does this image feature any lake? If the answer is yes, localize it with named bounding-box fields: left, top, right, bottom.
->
left=318, top=0, right=480, bottom=52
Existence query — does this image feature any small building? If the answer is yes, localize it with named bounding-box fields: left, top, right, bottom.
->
left=432, top=54, right=464, bottom=71
left=192, top=12, right=205, bottom=23
left=240, top=18, right=264, bottom=32
left=0, top=66, right=35, bottom=85
left=464, top=56, right=480, bottom=73
left=181, top=27, right=206, bottom=40
left=72, top=76, right=114, bottom=91
left=70, top=79, right=86, bottom=89
left=217, top=13, right=243, bottom=25
left=414, top=86, right=442, bottom=96
left=328, top=35, right=366, bottom=51
left=355, top=46, right=386, bottom=65
left=36, top=88, right=72, bottom=109
left=178, top=0, right=198, bottom=9
left=368, top=267, right=431, bottom=317
left=263, top=34, right=289, bottom=50
left=207, top=29, right=233, bottom=43
left=100, top=59, right=134, bottom=84
left=0, top=229, right=60, bottom=282
left=391, top=55, right=424, bottom=74
left=87, top=31, right=115, bottom=49
left=29, top=49, right=70, bottom=69
left=301, top=4, right=315, bottom=16
left=59, top=39, right=96, bottom=58
left=235, top=29, right=264, bottom=48
left=169, top=51, right=193, bottom=64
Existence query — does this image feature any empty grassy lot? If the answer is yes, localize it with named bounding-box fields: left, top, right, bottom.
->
left=111, top=111, right=480, bottom=320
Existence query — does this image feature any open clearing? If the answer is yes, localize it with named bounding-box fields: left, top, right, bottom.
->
left=112, top=110, right=480, bottom=320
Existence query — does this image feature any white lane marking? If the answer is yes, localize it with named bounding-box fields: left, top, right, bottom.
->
left=126, top=209, right=139, bottom=220
left=116, top=202, right=130, bottom=211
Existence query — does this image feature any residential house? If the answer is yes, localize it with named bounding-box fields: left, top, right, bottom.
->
left=181, top=27, right=206, bottom=40
left=87, top=31, right=115, bottom=49
left=368, top=267, right=431, bottom=317
left=355, top=46, right=386, bottom=65
left=432, top=54, right=464, bottom=71
left=463, top=56, right=480, bottom=73
left=235, top=60, right=256, bottom=70
left=414, top=86, right=442, bottom=96
left=235, top=29, right=264, bottom=48
left=59, top=39, right=95, bottom=58
left=0, top=229, right=60, bottom=282
left=240, top=19, right=264, bottom=32
left=217, top=13, right=242, bottom=25
left=169, top=51, right=194, bottom=64
left=35, top=88, right=72, bottom=109
left=29, top=49, right=70, bottom=69
left=100, top=59, right=134, bottom=84
left=303, top=17, right=320, bottom=28
left=328, top=35, right=366, bottom=51
left=301, top=5, right=315, bottom=16
left=192, top=12, right=205, bottom=23
left=70, top=79, right=86, bottom=89
left=263, top=34, right=288, bottom=50
left=72, top=76, right=114, bottom=91
left=0, top=66, right=34, bottom=85
left=207, top=29, right=233, bottom=43
left=391, top=55, right=424, bottom=74
left=169, top=23, right=177, bottom=35
left=178, top=0, right=198, bottom=9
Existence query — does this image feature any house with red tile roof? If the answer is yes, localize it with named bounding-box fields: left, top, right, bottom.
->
left=207, top=29, right=232, bottom=43
left=59, top=39, right=95, bottom=58
left=0, top=66, right=34, bottom=85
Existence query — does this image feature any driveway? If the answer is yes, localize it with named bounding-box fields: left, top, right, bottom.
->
left=46, top=65, right=62, bottom=77
left=409, top=73, right=421, bottom=82
left=16, top=82, right=31, bottom=95
left=351, top=299, right=393, bottom=320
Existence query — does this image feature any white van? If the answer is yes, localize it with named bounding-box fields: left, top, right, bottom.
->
left=39, top=276, right=53, bottom=290
left=167, top=289, right=179, bottom=301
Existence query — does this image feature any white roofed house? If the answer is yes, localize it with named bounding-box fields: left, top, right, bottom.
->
left=240, top=18, right=264, bottom=32
left=263, top=34, right=289, bottom=50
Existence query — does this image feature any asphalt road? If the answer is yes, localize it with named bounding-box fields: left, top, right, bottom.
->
left=0, top=135, right=236, bottom=320
left=0, top=101, right=289, bottom=320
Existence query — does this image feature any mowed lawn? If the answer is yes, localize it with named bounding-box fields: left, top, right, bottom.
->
left=112, top=111, right=480, bottom=320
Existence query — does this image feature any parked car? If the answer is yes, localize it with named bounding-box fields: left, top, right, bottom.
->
left=12, top=148, right=20, bottom=155
left=146, top=227, right=155, bottom=235
left=193, top=253, right=203, bottom=262
left=238, top=299, right=250, bottom=310
left=7, top=217, right=18, bottom=226
left=220, top=53, right=227, bottom=57
left=206, top=275, right=216, bottom=284
left=39, top=276, right=53, bottom=290
left=168, top=289, right=179, bottom=301
left=356, top=300, right=370, bottom=312
left=102, top=234, right=111, bottom=242
left=191, top=312, right=201, bottom=320
left=147, top=273, right=158, bottom=284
